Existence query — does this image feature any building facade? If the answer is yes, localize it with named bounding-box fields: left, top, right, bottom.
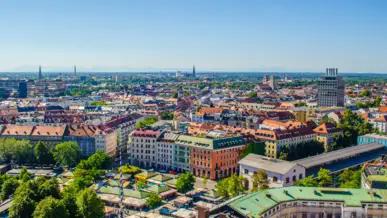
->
left=317, top=68, right=345, bottom=107
left=239, top=154, right=306, bottom=189
left=211, top=187, right=387, bottom=218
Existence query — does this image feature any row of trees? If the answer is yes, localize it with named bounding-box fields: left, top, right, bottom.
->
left=0, top=139, right=82, bottom=168
left=279, top=140, right=325, bottom=161
left=295, top=168, right=361, bottom=188
left=216, top=171, right=270, bottom=198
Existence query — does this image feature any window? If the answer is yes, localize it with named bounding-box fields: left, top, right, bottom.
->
left=299, top=174, right=303, bottom=180
left=273, top=176, right=278, bottom=182
left=244, top=169, right=249, bottom=174
left=285, top=177, right=289, bottom=183
left=292, top=175, right=296, bottom=182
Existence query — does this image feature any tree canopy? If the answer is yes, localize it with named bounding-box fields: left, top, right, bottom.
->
left=176, top=172, right=195, bottom=193
left=216, top=174, right=247, bottom=198
left=146, top=193, right=162, bottom=209
left=53, top=142, right=81, bottom=168
left=136, top=116, right=158, bottom=129
left=76, top=189, right=105, bottom=218
left=251, top=170, right=269, bottom=192
left=32, top=197, right=70, bottom=218
left=34, top=142, right=55, bottom=165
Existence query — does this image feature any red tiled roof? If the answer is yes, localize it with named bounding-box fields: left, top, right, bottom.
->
left=313, top=123, right=342, bottom=134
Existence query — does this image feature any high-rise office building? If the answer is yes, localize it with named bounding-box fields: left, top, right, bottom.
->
left=18, top=81, right=28, bottom=98
left=38, top=65, right=43, bottom=80
left=74, top=65, right=77, bottom=75
left=192, top=65, right=196, bottom=77
left=317, top=68, right=345, bottom=107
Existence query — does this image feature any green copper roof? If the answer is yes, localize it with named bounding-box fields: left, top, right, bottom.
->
left=228, top=187, right=387, bottom=218
left=175, top=135, right=245, bottom=150
left=149, top=174, right=173, bottom=182
left=145, top=185, right=170, bottom=194
left=99, top=186, right=150, bottom=199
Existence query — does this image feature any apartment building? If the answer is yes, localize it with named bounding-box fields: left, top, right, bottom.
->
left=259, top=127, right=316, bottom=158
left=127, top=128, right=165, bottom=169
left=103, top=113, right=143, bottom=157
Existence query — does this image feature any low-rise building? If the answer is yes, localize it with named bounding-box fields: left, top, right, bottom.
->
left=239, top=154, right=305, bottom=188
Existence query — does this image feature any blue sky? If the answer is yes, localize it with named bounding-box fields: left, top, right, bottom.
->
left=1, top=0, right=387, bottom=72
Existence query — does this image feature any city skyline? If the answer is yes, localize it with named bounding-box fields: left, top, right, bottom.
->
left=1, top=0, right=387, bottom=72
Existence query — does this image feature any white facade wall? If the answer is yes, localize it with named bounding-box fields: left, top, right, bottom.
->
left=239, top=164, right=305, bottom=189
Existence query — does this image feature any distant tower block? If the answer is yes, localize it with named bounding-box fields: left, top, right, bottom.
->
left=193, top=65, right=196, bottom=77
left=74, top=65, right=77, bottom=75
left=38, top=65, right=43, bottom=80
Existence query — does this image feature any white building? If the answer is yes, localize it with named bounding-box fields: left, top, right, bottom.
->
left=156, top=132, right=177, bottom=170
left=373, top=115, right=387, bottom=134
left=95, top=128, right=117, bottom=158
left=239, top=154, right=305, bottom=189
left=128, top=128, right=165, bottom=169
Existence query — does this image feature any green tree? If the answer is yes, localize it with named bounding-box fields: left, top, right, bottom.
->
left=295, top=175, right=318, bottom=187
left=18, top=167, right=31, bottom=182
left=216, top=174, right=247, bottom=198
left=0, top=177, right=19, bottom=200
left=176, top=172, right=196, bottom=193
left=161, top=111, right=174, bottom=120
left=76, top=189, right=104, bottom=218
left=53, top=142, right=81, bottom=167
left=71, top=175, right=93, bottom=192
left=34, top=142, right=54, bottom=165
left=360, top=89, right=372, bottom=97
left=61, top=187, right=79, bottom=218
left=172, top=92, right=178, bottom=98
left=317, top=168, right=332, bottom=187
left=202, top=175, right=208, bottom=188
left=145, top=193, right=162, bottom=209
left=251, top=170, right=269, bottom=192
left=136, top=116, right=158, bottom=129
left=9, top=195, right=36, bottom=218
left=247, top=92, right=257, bottom=98
left=374, top=95, right=382, bottom=107
left=339, top=169, right=361, bottom=188
left=38, top=177, right=60, bottom=200
left=33, top=197, right=70, bottom=218
left=77, top=151, right=112, bottom=170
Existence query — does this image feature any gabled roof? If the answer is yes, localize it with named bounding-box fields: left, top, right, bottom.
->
left=313, top=123, right=342, bottom=134
left=375, top=115, right=387, bottom=123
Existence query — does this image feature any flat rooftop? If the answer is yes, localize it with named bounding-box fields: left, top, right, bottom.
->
left=294, top=142, right=385, bottom=169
